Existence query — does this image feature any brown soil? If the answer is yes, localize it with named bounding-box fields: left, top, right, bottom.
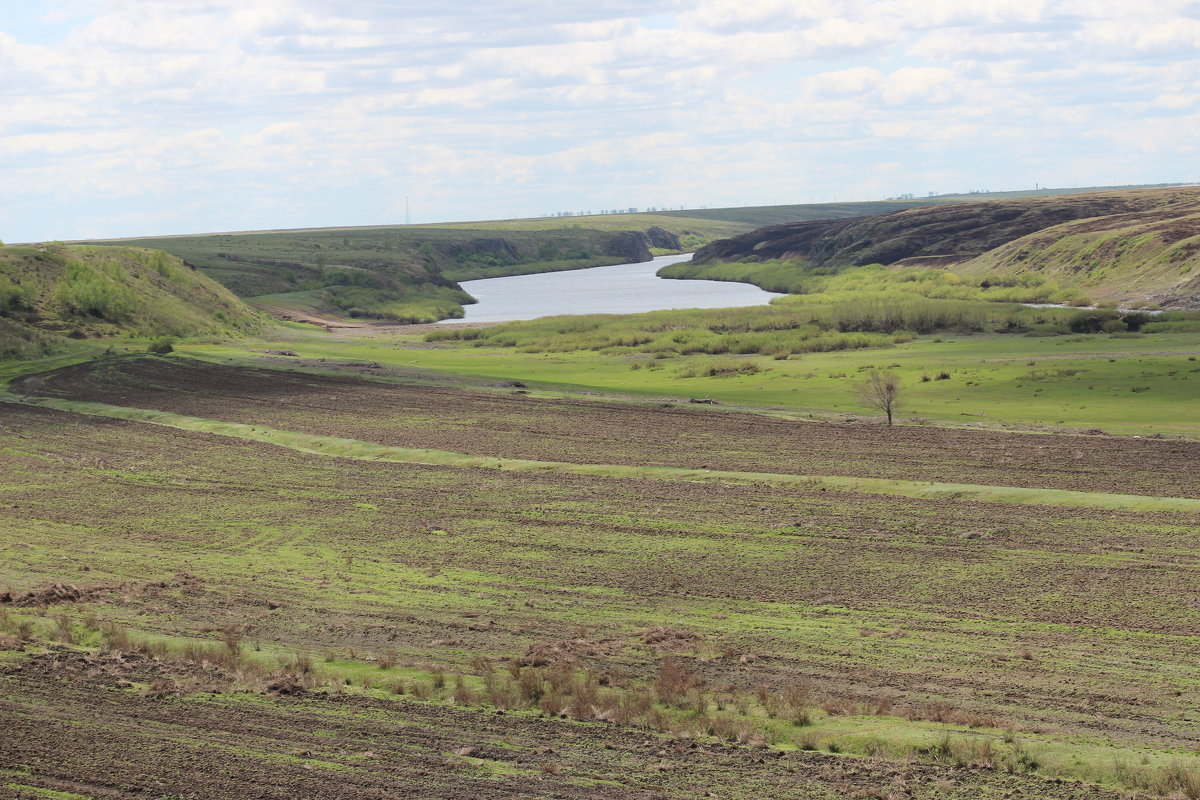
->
left=4, top=363, right=1200, bottom=793
left=0, top=576, right=194, bottom=607
left=0, top=582, right=113, bottom=607
left=0, top=648, right=1138, bottom=800
left=2, top=400, right=1198, bottom=751
left=641, top=627, right=705, bottom=652
left=18, top=355, right=1200, bottom=498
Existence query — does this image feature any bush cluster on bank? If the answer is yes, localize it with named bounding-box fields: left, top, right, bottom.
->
left=428, top=262, right=1200, bottom=357
left=428, top=293, right=1192, bottom=358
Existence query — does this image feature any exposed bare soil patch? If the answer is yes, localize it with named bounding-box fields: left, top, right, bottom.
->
left=2, top=400, right=1198, bottom=754
left=15, top=356, right=1200, bottom=497
left=0, top=648, right=1138, bottom=800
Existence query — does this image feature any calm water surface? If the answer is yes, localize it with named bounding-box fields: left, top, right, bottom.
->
left=440, top=253, right=783, bottom=323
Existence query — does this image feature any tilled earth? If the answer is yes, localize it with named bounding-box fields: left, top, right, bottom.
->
left=3, top=356, right=1199, bottom=798
left=0, top=648, right=1138, bottom=800
left=1, top=402, right=1198, bottom=752
left=14, top=355, right=1200, bottom=497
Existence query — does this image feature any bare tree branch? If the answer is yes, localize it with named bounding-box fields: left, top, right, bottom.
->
left=858, top=370, right=902, bottom=426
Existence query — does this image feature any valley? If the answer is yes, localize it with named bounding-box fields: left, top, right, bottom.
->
left=2, top=188, right=1199, bottom=799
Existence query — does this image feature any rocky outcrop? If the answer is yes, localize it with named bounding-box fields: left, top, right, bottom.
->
left=644, top=226, right=682, bottom=251
left=603, top=231, right=654, bottom=263
left=438, top=237, right=521, bottom=262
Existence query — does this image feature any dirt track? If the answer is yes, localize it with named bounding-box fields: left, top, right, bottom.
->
left=252, top=303, right=377, bottom=329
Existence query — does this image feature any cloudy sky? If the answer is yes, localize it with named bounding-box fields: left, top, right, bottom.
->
left=2, top=1, right=1198, bottom=241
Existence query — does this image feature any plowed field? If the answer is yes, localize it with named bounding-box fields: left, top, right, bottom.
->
left=0, top=650, right=1132, bottom=800
left=14, top=356, right=1200, bottom=497
left=2, top=355, right=1199, bottom=798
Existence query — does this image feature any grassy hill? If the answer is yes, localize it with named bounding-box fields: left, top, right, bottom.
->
left=83, top=208, right=936, bottom=324
left=956, top=195, right=1200, bottom=308
left=77, top=183, right=1196, bottom=323
left=94, top=225, right=690, bottom=323
left=0, top=243, right=262, bottom=359
left=648, top=184, right=1188, bottom=228
left=678, top=187, right=1200, bottom=308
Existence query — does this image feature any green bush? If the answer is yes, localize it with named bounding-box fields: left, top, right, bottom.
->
left=1067, top=310, right=1120, bottom=333
left=677, top=359, right=764, bottom=378
left=0, top=275, right=35, bottom=312
left=54, top=259, right=138, bottom=321
left=148, top=337, right=175, bottom=354
left=1121, top=312, right=1155, bottom=331
left=1101, top=318, right=1128, bottom=333
left=1142, top=319, right=1200, bottom=333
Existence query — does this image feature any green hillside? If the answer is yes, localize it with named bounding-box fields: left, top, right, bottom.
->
left=955, top=198, right=1200, bottom=307
left=679, top=187, right=1200, bottom=308
left=0, top=243, right=263, bottom=359
left=79, top=183, right=1198, bottom=324
left=95, top=225, right=685, bottom=323
left=649, top=184, right=1188, bottom=228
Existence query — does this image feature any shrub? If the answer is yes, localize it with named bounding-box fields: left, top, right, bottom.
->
left=0, top=276, right=35, bottom=312
left=677, top=359, right=763, bottom=378
left=1121, top=312, right=1154, bottom=331
left=147, top=337, right=175, bottom=354
left=54, top=259, right=138, bottom=321
left=1101, top=318, right=1128, bottom=334
left=655, top=657, right=697, bottom=705
left=453, top=676, right=475, bottom=705
left=1067, top=310, right=1119, bottom=333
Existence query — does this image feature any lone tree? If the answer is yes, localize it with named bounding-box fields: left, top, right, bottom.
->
left=858, top=369, right=902, bottom=426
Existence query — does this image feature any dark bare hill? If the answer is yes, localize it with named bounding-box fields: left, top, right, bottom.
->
left=686, top=187, right=1200, bottom=307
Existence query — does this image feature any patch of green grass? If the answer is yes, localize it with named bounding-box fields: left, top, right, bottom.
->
left=3, top=784, right=93, bottom=800
left=183, top=320, right=1200, bottom=435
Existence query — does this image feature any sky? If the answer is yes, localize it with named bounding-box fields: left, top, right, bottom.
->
left=1, top=0, right=1199, bottom=241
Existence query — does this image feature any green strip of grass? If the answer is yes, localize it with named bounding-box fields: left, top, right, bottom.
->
left=6, top=392, right=1197, bottom=513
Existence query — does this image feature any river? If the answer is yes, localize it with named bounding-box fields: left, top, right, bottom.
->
left=438, top=253, right=783, bottom=324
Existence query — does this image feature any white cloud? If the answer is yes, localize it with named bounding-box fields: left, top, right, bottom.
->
left=0, top=0, right=1197, bottom=239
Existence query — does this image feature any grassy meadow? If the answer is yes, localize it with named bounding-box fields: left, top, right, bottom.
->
left=136, top=260, right=1200, bottom=435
